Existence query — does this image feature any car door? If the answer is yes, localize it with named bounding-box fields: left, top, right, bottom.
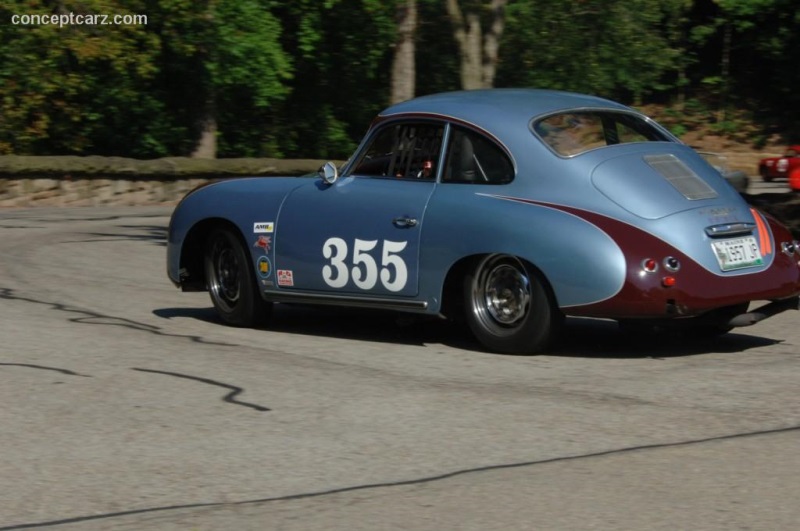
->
left=273, top=121, right=444, bottom=297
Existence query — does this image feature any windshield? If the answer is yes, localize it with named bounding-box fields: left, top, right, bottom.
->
left=533, top=111, right=672, bottom=157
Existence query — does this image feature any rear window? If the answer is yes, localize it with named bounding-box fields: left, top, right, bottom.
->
left=533, top=111, right=671, bottom=157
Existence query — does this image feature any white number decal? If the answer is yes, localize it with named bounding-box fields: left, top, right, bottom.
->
left=322, top=237, right=348, bottom=288
left=380, top=240, right=408, bottom=292
left=322, top=238, right=409, bottom=291
left=351, top=239, right=379, bottom=290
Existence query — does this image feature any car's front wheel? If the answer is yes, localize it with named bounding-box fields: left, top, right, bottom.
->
left=204, top=228, right=272, bottom=327
left=464, top=255, right=559, bottom=354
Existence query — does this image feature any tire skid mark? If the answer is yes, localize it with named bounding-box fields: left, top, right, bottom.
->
left=0, top=363, right=91, bottom=377
left=132, top=368, right=270, bottom=412
left=0, top=287, right=234, bottom=347
left=2, top=424, right=798, bottom=530
left=62, top=226, right=167, bottom=246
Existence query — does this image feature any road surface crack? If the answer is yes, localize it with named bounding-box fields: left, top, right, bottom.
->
left=3, top=423, right=799, bottom=530
left=132, top=368, right=270, bottom=412
left=0, top=287, right=234, bottom=347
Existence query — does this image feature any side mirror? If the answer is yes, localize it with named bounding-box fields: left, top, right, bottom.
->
left=318, top=161, right=339, bottom=185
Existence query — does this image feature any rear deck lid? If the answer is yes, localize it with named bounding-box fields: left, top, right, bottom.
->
left=591, top=151, right=730, bottom=219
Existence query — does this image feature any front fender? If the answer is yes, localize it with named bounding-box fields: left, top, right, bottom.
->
left=167, top=177, right=306, bottom=288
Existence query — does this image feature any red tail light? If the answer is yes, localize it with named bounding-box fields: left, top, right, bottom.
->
left=642, top=258, right=658, bottom=273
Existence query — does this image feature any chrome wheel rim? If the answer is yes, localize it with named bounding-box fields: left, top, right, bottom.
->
left=472, top=256, right=532, bottom=333
left=484, top=263, right=530, bottom=325
left=210, top=237, right=241, bottom=310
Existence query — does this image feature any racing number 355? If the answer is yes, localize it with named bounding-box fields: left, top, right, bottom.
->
left=322, top=237, right=408, bottom=292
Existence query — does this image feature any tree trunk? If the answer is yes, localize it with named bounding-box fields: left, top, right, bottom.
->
left=446, top=0, right=507, bottom=90
left=481, top=0, right=506, bottom=89
left=390, top=0, right=417, bottom=104
left=192, top=97, right=217, bottom=159
left=718, top=21, right=731, bottom=123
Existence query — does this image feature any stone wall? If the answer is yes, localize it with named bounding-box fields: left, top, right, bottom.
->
left=0, top=152, right=773, bottom=208
left=0, top=175, right=212, bottom=208
left=0, top=156, right=332, bottom=208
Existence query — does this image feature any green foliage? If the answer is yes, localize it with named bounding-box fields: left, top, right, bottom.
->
left=669, top=124, right=688, bottom=137
left=415, top=0, right=460, bottom=96
left=1, top=0, right=798, bottom=158
left=692, top=0, right=800, bottom=140
left=266, top=0, right=398, bottom=159
left=0, top=0, right=292, bottom=157
left=497, top=0, right=686, bottom=103
left=0, top=0, right=166, bottom=155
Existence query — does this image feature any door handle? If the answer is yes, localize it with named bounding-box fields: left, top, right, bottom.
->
left=392, top=217, right=418, bottom=228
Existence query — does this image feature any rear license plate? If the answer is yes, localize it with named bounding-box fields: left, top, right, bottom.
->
left=711, top=236, right=763, bottom=271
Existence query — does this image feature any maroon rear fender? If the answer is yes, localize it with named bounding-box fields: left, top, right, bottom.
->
left=555, top=205, right=800, bottom=319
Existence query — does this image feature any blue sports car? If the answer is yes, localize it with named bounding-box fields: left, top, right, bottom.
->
left=167, top=89, right=800, bottom=354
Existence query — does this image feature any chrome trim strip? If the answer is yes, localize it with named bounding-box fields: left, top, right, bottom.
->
left=263, top=291, right=428, bottom=311
left=704, top=223, right=756, bottom=237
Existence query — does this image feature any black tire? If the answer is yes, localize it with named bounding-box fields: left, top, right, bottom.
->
left=204, top=228, right=272, bottom=327
left=760, top=167, right=772, bottom=182
left=463, top=254, right=559, bottom=354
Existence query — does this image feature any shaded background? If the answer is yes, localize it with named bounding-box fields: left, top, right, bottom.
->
left=1, top=0, right=798, bottom=161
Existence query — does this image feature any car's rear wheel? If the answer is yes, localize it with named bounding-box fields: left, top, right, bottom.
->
left=760, top=167, right=772, bottom=182
left=464, top=254, right=559, bottom=354
left=204, top=228, right=272, bottom=327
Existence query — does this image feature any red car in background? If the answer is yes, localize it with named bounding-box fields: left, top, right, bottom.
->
left=759, top=145, right=800, bottom=188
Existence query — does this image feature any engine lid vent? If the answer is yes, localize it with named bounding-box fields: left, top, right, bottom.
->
left=645, top=154, right=718, bottom=200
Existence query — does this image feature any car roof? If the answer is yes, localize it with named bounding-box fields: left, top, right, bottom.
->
left=379, top=89, right=633, bottom=134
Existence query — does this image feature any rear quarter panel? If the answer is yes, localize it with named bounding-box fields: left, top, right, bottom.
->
left=419, top=184, right=627, bottom=309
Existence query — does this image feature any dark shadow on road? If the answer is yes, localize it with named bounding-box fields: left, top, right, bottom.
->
left=154, top=303, right=475, bottom=349
left=81, top=225, right=167, bottom=246
left=153, top=304, right=782, bottom=358
left=152, top=306, right=220, bottom=324
left=547, top=317, right=782, bottom=359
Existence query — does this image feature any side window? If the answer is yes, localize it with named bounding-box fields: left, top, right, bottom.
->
left=443, top=126, right=514, bottom=184
left=352, top=122, right=443, bottom=180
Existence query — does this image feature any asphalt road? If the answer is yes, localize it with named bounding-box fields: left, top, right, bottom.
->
left=1, top=205, right=799, bottom=531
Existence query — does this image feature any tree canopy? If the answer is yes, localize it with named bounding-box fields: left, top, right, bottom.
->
left=1, top=0, right=797, bottom=159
